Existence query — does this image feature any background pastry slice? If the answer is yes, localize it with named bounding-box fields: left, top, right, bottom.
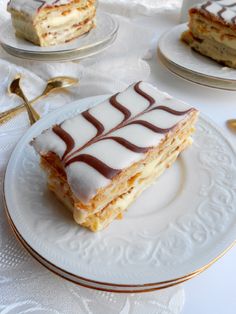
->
left=32, top=82, right=199, bottom=232
left=181, top=0, right=236, bottom=68
left=7, top=0, right=96, bottom=46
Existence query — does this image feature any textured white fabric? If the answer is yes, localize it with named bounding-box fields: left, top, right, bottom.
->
left=0, top=0, right=185, bottom=313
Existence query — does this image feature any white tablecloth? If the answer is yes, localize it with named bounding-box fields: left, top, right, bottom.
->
left=0, top=1, right=189, bottom=313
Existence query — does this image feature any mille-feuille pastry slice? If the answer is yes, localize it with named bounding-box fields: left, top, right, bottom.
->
left=181, top=0, right=236, bottom=68
left=7, top=0, right=96, bottom=46
left=32, top=82, right=199, bottom=232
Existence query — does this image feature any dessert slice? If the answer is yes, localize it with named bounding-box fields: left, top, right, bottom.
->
left=181, top=0, right=236, bottom=68
left=7, top=0, right=96, bottom=46
left=32, top=82, right=199, bottom=232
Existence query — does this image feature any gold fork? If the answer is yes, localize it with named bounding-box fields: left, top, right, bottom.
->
left=0, top=76, right=79, bottom=125
left=8, top=75, right=40, bottom=125
left=227, top=119, right=236, bottom=132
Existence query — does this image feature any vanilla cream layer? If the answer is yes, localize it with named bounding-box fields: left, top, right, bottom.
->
left=182, top=30, right=236, bottom=68
left=190, top=12, right=236, bottom=50
left=9, top=1, right=95, bottom=46
left=36, top=5, right=95, bottom=46
left=81, top=138, right=192, bottom=232
left=33, top=82, right=196, bottom=203
left=8, top=0, right=89, bottom=17
left=48, top=136, right=192, bottom=231
left=35, top=1, right=95, bottom=28
left=194, top=0, right=236, bottom=25
left=43, top=113, right=196, bottom=226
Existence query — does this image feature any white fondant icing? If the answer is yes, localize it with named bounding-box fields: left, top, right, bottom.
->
left=112, top=124, right=163, bottom=148
left=33, top=82, right=195, bottom=203
left=89, top=99, right=124, bottom=133
left=116, top=83, right=150, bottom=116
left=140, top=109, right=187, bottom=129
left=196, top=0, right=236, bottom=24
left=62, top=114, right=97, bottom=155
left=66, top=162, right=110, bottom=204
left=80, top=139, right=143, bottom=169
left=33, top=129, right=66, bottom=158
left=8, top=0, right=79, bottom=16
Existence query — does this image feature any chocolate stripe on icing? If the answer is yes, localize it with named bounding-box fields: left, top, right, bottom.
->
left=224, top=3, right=236, bottom=7
left=199, top=0, right=236, bottom=23
left=134, top=82, right=155, bottom=107
left=35, top=0, right=62, bottom=11
left=213, top=0, right=236, bottom=7
left=34, top=0, right=46, bottom=11
left=201, top=1, right=212, bottom=11
left=128, top=120, right=173, bottom=134
left=102, top=137, right=151, bottom=153
left=62, top=82, right=193, bottom=180
left=82, top=110, right=105, bottom=136
left=150, top=106, right=192, bottom=116
left=65, top=154, right=120, bottom=179
left=64, top=82, right=155, bottom=162
left=109, top=94, right=131, bottom=122
left=52, top=125, right=75, bottom=160
left=218, top=7, right=227, bottom=18
left=232, top=15, right=236, bottom=23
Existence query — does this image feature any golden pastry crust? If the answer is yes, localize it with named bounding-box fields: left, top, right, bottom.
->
left=190, top=7, right=236, bottom=31
left=32, top=82, right=199, bottom=232
left=8, top=0, right=96, bottom=46
left=182, top=2, right=236, bottom=68
left=181, top=30, right=236, bottom=68
left=40, top=110, right=198, bottom=231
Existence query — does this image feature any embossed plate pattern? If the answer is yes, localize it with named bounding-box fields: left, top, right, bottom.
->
left=0, top=12, right=118, bottom=61
left=158, top=24, right=236, bottom=90
left=4, top=95, right=236, bottom=291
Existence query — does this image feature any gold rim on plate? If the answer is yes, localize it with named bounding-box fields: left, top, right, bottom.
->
left=5, top=213, right=201, bottom=293
left=1, top=33, right=118, bottom=62
left=3, top=182, right=236, bottom=292
left=158, top=48, right=236, bottom=91
left=0, top=12, right=119, bottom=55
left=1, top=35, right=117, bottom=62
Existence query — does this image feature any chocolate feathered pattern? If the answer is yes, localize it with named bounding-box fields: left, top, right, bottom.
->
left=52, top=82, right=192, bottom=179
left=8, top=0, right=67, bottom=12
left=201, top=0, right=236, bottom=23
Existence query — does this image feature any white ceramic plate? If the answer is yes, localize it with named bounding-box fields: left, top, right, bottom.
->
left=1, top=34, right=117, bottom=62
left=0, top=12, right=118, bottom=61
left=158, top=24, right=236, bottom=90
left=4, top=95, right=236, bottom=292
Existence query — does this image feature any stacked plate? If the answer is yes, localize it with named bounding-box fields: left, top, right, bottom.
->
left=4, top=96, right=236, bottom=292
left=2, top=10, right=236, bottom=293
left=158, top=24, right=236, bottom=91
left=0, top=12, right=118, bottom=61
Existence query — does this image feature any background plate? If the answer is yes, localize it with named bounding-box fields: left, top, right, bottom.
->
left=158, top=24, right=236, bottom=90
left=0, top=12, right=118, bottom=61
left=4, top=95, right=236, bottom=291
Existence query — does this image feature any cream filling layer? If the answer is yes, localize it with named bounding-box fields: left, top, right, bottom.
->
left=190, top=13, right=236, bottom=50
left=39, top=19, right=95, bottom=46
left=34, top=82, right=197, bottom=204
left=9, top=1, right=96, bottom=46
left=36, top=5, right=95, bottom=29
left=45, top=118, right=195, bottom=228
left=81, top=138, right=191, bottom=232
left=182, top=30, right=236, bottom=67
left=49, top=137, right=191, bottom=232
left=8, top=0, right=91, bottom=18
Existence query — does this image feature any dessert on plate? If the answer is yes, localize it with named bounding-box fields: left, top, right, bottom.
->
left=32, top=82, right=199, bottom=232
left=7, top=0, right=96, bottom=47
left=181, top=0, right=236, bottom=68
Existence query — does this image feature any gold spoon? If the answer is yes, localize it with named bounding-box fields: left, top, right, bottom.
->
left=0, top=76, right=79, bottom=125
left=227, top=119, right=236, bottom=132
left=8, top=75, right=40, bottom=125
